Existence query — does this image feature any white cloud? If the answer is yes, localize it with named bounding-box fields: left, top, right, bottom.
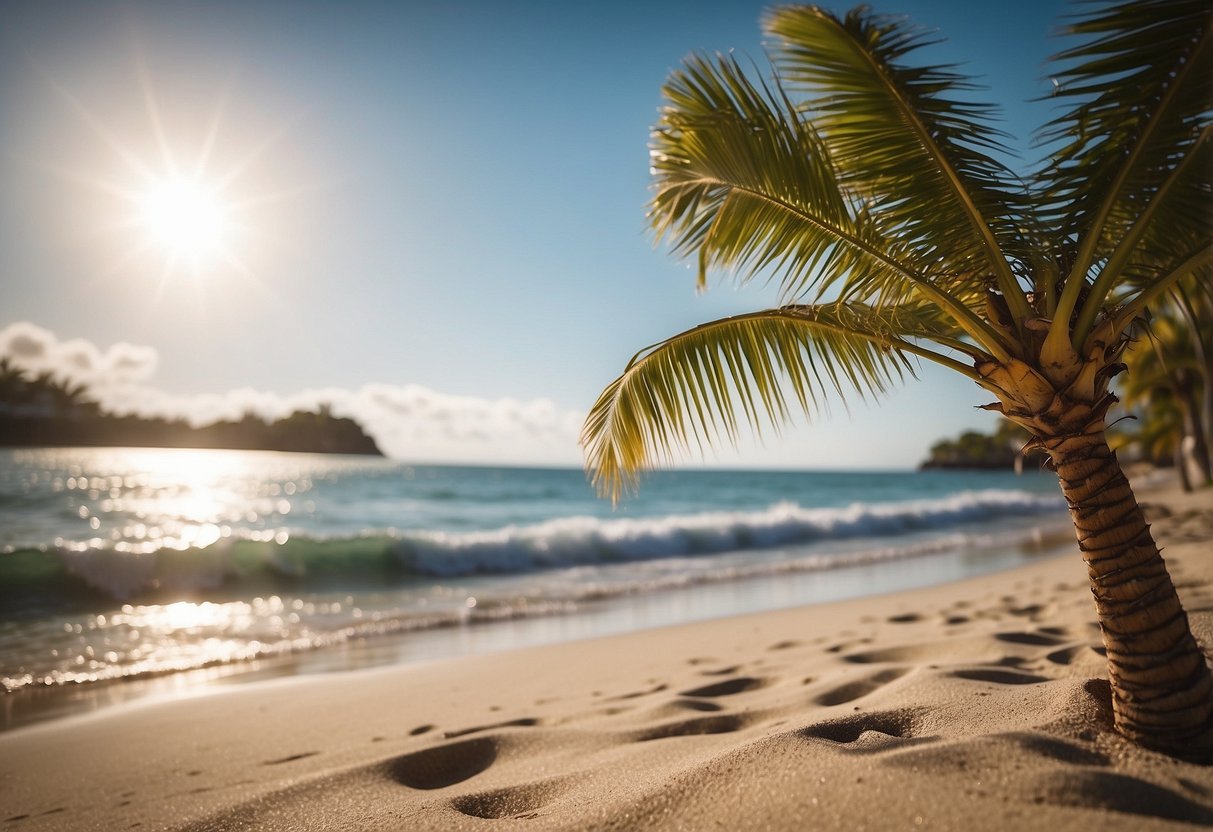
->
left=0, top=322, right=584, bottom=465
left=0, top=322, right=159, bottom=385
left=1, top=323, right=52, bottom=361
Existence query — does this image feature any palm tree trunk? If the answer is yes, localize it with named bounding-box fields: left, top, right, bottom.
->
left=1173, top=286, right=1213, bottom=459
left=1042, top=428, right=1213, bottom=760
left=1176, top=375, right=1213, bottom=486
left=1176, top=439, right=1194, bottom=493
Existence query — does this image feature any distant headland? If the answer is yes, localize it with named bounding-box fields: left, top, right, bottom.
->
left=0, top=361, right=382, bottom=456
left=919, top=421, right=1030, bottom=471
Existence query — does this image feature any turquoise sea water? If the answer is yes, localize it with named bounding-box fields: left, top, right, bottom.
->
left=0, top=447, right=1072, bottom=708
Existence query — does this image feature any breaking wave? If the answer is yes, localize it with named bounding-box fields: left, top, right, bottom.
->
left=0, top=490, right=1064, bottom=607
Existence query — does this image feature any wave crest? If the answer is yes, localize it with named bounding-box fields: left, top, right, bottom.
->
left=0, top=489, right=1063, bottom=604
left=390, top=490, right=1062, bottom=576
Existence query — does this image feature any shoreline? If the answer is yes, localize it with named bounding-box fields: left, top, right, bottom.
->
left=2, top=475, right=1211, bottom=830
left=1, top=523, right=1078, bottom=734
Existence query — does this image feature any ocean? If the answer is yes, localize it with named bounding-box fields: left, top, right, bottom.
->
left=0, top=446, right=1075, bottom=726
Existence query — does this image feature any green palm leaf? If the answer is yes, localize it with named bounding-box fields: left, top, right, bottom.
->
left=1080, top=126, right=1213, bottom=333
left=649, top=51, right=1007, bottom=355
left=582, top=302, right=973, bottom=500
left=652, top=54, right=858, bottom=296
left=1040, top=0, right=1213, bottom=330
left=766, top=5, right=1035, bottom=320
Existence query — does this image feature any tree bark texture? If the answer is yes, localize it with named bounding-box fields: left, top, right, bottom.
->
left=1043, top=428, right=1213, bottom=760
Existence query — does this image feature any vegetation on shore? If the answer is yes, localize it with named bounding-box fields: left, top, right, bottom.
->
left=0, top=359, right=382, bottom=456
left=920, top=421, right=1030, bottom=471
left=581, top=1, right=1213, bottom=759
left=1118, top=287, right=1213, bottom=491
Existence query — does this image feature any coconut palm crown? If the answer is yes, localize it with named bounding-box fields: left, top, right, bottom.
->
left=581, top=1, right=1213, bottom=759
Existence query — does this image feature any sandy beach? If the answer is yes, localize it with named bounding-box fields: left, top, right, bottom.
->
left=2, top=0, right=1209, bottom=826
left=2, top=476, right=1211, bottom=831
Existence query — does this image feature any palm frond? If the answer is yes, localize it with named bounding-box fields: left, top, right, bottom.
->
left=1114, top=241, right=1213, bottom=331
left=651, top=54, right=857, bottom=294
left=765, top=5, right=1034, bottom=319
left=649, top=51, right=1007, bottom=356
left=1040, top=0, right=1213, bottom=324
left=1074, top=124, right=1213, bottom=340
left=581, top=302, right=972, bottom=500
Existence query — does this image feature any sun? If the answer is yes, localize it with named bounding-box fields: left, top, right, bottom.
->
left=137, top=176, right=230, bottom=261
left=44, top=56, right=295, bottom=290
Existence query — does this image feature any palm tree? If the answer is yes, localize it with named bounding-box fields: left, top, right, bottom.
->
left=1168, top=278, right=1213, bottom=466
left=1121, top=312, right=1212, bottom=488
left=45, top=377, right=94, bottom=418
left=581, top=1, right=1213, bottom=759
left=0, top=358, right=28, bottom=406
left=1119, top=380, right=1193, bottom=489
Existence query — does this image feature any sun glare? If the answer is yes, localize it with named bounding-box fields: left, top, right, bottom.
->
left=138, top=176, right=230, bottom=260
left=44, top=49, right=306, bottom=293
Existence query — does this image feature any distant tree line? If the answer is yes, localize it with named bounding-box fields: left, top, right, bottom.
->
left=0, top=359, right=382, bottom=456
left=920, top=420, right=1031, bottom=471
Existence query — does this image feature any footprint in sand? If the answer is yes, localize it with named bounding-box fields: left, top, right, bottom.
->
left=766, top=640, right=802, bottom=651
left=680, top=676, right=766, bottom=698
left=812, top=668, right=909, bottom=706
left=841, top=643, right=934, bottom=664
left=844, top=631, right=1075, bottom=667
left=610, top=699, right=724, bottom=724
left=631, top=713, right=748, bottom=742
left=663, top=699, right=724, bottom=713
left=993, top=630, right=1070, bottom=646
left=387, top=737, right=498, bottom=790
left=950, top=668, right=1050, bottom=686
left=826, top=639, right=872, bottom=654
left=799, top=708, right=932, bottom=754
left=450, top=776, right=575, bottom=820
left=1044, top=643, right=1106, bottom=666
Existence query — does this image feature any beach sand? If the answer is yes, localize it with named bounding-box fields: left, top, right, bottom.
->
left=3, top=477, right=1212, bottom=831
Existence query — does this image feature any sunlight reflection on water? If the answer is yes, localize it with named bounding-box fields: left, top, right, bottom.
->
left=32, top=447, right=310, bottom=553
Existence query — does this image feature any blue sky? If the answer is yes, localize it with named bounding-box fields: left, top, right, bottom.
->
left=0, top=0, right=1071, bottom=468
